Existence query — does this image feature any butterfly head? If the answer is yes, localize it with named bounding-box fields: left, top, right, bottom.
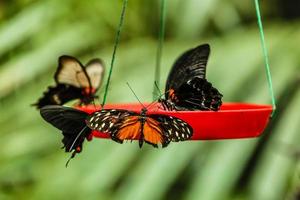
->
left=168, top=88, right=179, bottom=102
left=80, top=87, right=99, bottom=105
left=141, top=107, right=148, bottom=116
left=82, top=87, right=96, bottom=96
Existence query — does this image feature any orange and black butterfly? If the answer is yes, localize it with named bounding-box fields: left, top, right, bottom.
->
left=33, top=55, right=105, bottom=109
left=159, top=44, right=223, bottom=111
left=86, top=107, right=193, bottom=148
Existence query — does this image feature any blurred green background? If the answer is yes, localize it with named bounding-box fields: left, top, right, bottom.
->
left=0, top=0, right=300, bottom=199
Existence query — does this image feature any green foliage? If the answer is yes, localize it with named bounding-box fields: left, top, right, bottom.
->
left=0, top=0, right=299, bottom=200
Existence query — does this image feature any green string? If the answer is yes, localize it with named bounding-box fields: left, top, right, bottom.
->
left=101, top=0, right=128, bottom=107
left=254, top=0, right=276, bottom=116
left=153, top=0, right=167, bottom=100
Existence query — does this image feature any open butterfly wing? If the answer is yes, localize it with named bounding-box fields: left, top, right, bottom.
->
left=165, top=44, right=210, bottom=94
left=149, top=114, right=193, bottom=142
left=86, top=109, right=134, bottom=135
left=85, top=58, right=105, bottom=92
left=143, top=117, right=169, bottom=147
left=55, top=55, right=91, bottom=88
left=111, top=116, right=141, bottom=144
left=40, top=105, right=90, bottom=152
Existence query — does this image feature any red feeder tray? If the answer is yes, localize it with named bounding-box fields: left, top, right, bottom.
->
left=77, top=103, right=272, bottom=140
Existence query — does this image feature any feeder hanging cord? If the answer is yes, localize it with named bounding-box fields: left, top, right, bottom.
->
left=101, top=0, right=128, bottom=107
left=254, top=0, right=276, bottom=116
left=153, top=0, right=167, bottom=100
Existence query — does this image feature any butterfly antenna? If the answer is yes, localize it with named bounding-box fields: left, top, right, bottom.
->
left=68, top=126, right=88, bottom=152
left=126, top=82, right=145, bottom=108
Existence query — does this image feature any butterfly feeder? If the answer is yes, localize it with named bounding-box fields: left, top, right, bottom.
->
left=78, top=103, right=272, bottom=140
left=77, top=0, right=275, bottom=141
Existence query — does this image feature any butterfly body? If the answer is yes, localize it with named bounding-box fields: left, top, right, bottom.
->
left=33, top=56, right=104, bottom=108
left=160, top=44, right=223, bottom=111
left=112, top=108, right=167, bottom=148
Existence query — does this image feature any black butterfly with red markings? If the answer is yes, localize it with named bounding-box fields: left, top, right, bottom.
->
left=33, top=55, right=105, bottom=108
left=159, top=44, right=223, bottom=111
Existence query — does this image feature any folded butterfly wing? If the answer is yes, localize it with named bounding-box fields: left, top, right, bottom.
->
left=40, top=105, right=90, bottom=152
left=55, top=55, right=91, bottom=88
left=165, top=44, right=210, bottom=94
left=85, top=58, right=105, bottom=92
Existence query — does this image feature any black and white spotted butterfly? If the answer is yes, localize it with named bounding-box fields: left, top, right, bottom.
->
left=86, top=107, right=193, bottom=148
left=33, top=55, right=105, bottom=108
left=159, top=44, right=223, bottom=111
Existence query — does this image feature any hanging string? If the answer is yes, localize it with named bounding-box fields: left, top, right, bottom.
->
left=153, top=0, right=167, bottom=100
left=254, top=0, right=276, bottom=116
left=101, top=0, right=128, bottom=107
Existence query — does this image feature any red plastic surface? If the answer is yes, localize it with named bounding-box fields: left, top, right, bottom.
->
left=77, top=103, right=273, bottom=140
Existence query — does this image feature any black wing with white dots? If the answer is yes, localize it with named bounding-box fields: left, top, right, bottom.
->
left=86, top=109, right=134, bottom=134
left=150, top=115, right=193, bottom=142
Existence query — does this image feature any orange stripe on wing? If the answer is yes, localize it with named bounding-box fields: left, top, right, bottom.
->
left=144, top=118, right=164, bottom=145
left=116, top=116, right=141, bottom=140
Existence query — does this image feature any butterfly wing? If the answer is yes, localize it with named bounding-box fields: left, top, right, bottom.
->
left=110, top=115, right=141, bottom=144
left=85, top=58, right=105, bottom=92
left=32, top=84, right=83, bottom=109
left=86, top=109, right=134, bottom=135
left=40, top=105, right=90, bottom=153
left=55, top=55, right=91, bottom=88
left=149, top=114, right=193, bottom=143
left=143, top=117, right=168, bottom=147
left=165, top=44, right=210, bottom=95
left=171, top=77, right=223, bottom=111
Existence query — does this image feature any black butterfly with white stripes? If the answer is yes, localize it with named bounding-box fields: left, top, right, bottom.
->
left=33, top=55, right=105, bottom=108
